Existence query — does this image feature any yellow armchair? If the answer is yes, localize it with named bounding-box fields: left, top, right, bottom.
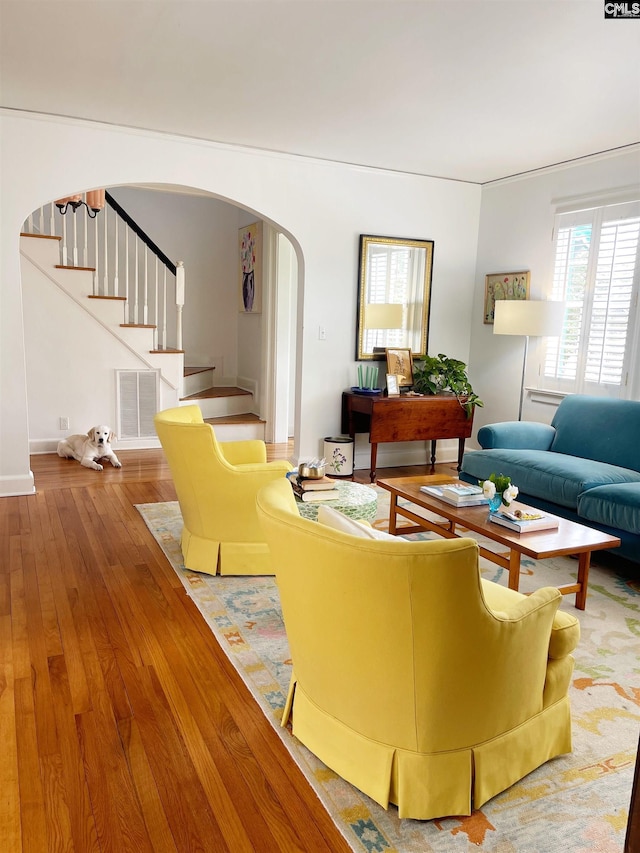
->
left=154, top=405, right=293, bottom=575
left=256, top=477, right=580, bottom=820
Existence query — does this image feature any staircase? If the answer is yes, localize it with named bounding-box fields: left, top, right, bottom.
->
left=181, top=367, right=265, bottom=440
left=21, top=194, right=264, bottom=442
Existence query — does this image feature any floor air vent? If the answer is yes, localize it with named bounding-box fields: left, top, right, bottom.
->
left=117, top=370, right=160, bottom=439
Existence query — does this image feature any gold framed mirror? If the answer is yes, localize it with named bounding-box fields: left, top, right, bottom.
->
left=356, top=235, right=434, bottom=361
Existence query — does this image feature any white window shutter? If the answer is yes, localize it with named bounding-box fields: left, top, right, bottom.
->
left=544, top=200, right=640, bottom=396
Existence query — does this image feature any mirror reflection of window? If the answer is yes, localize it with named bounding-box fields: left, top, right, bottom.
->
left=357, top=236, right=433, bottom=360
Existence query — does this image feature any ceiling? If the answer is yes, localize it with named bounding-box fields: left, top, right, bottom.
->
left=1, top=0, right=639, bottom=184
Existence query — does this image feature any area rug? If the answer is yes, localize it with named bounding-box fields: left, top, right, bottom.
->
left=136, top=491, right=639, bottom=852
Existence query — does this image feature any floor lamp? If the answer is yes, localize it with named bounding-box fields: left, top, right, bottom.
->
left=493, top=300, right=565, bottom=420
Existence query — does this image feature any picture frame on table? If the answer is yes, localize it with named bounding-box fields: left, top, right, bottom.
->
left=386, top=374, right=400, bottom=396
left=385, top=348, right=413, bottom=387
left=483, top=271, right=530, bottom=324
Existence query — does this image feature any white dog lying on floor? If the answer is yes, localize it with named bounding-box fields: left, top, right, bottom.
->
left=57, top=425, right=122, bottom=471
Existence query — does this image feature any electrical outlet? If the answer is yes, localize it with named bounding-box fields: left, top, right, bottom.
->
left=59, top=417, right=70, bottom=430
left=318, top=325, right=327, bottom=341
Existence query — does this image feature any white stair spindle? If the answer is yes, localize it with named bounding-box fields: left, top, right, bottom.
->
left=103, top=204, right=109, bottom=294
left=162, top=266, right=167, bottom=351
left=49, top=202, right=55, bottom=237
left=82, top=208, right=89, bottom=267
left=134, top=237, right=139, bottom=323
left=154, top=256, right=159, bottom=349
left=125, top=227, right=130, bottom=321
left=143, top=247, right=148, bottom=325
left=27, top=212, right=34, bottom=233
left=176, top=261, right=185, bottom=352
left=61, top=214, right=69, bottom=266
left=93, top=212, right=100, bottom=294
left=72, top=208, right=78, bottom=266
left=113, top=215, right=119, bottom=296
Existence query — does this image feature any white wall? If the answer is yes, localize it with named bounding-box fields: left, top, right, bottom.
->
left=21, top=237, right=180, bottom=450
left=0, top=110, right=482, bottom=496
left=468, top=149, right=640, bottom=437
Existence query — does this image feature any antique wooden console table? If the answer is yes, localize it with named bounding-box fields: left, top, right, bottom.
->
left=341, top=390, right=475, bottom=481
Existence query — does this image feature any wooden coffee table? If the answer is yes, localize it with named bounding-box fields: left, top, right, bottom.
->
left=377, top=475, right=621, bottom=610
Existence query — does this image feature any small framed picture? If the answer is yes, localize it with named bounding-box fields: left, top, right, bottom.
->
left=484, top=271, right=530, bottom=324
left=386, top=374, right=400, bottom=396
left=386, top=348, right=413, bottom=387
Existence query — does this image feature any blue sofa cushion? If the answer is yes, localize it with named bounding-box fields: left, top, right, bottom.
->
left=461, top=448, right=640, bottom=509
left=477, top=421, right=556, bottom=451
left=578, top=484, right=640, bottom=535
left=550, top=395, right=640, bottom=472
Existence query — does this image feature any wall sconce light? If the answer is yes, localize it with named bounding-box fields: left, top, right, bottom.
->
left=55, top=189, right=105, bottom=219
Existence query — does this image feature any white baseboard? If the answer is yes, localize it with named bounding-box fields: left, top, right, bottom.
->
left=354, top=437, right=462, bottom=471
left=0, top=471, right=36, bottom=497
left=30, top=437, right=161, bottom=454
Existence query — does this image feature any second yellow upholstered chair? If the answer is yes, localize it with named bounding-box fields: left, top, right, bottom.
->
left=154, top=405, right=292, bottom=575
left=256, top=476, right=580, bottom=820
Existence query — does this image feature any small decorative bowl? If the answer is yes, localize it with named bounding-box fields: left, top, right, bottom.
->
left=298, top=463, right=326, bottom=479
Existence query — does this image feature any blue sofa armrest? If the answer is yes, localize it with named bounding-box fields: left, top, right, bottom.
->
left=477, top=421, right=556, bottom=451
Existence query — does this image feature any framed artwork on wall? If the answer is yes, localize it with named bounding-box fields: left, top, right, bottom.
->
left=483, top=271, right=530, bottom=324
left=239, top=221, right=263, bottom=313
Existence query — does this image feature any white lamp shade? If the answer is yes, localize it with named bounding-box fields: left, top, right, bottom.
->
left=493, top=300, right=565, bottom=337
left=363, top=303, right=404, bottom=330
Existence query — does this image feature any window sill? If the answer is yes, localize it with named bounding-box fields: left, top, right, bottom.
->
left=525, top=387, right=570, bottom=406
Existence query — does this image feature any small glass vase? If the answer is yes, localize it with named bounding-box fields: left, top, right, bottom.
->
left=488, top=494, right=502, bottom=515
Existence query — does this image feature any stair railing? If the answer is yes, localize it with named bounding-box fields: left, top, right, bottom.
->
left=23, top=193, right=185, bottom=352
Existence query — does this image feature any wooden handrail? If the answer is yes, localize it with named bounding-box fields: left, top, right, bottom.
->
left=105, top=191, right=176, bottom=275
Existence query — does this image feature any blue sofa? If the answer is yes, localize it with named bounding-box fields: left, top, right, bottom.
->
left=460, top=395, right=640, bottom=563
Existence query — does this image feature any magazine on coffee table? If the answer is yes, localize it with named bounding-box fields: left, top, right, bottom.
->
left=420, top=484, right=488, bottom=507
left=489, top=505, right=559, bottom=533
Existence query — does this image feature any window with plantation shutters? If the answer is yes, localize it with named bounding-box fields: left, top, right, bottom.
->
left=543, top=200, right=640, bottom=397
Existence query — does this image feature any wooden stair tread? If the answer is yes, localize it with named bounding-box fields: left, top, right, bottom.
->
left=89, top=294, right=126, bottom=301
left=181, top=386, right=251, bottom=401
left=205, top=413, right=265, bottom=425
left=121, top=323, right=157, bottom=329
left=184, top=366, right=216, bottom=377
left=150, top=347, right=184, bottom=354
left=55, top=264, right=96, bottom=272
left=21, top=232, right=62, bottom=241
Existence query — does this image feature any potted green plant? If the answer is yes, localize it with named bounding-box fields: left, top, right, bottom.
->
left=411, top=353, right=483, bottom=418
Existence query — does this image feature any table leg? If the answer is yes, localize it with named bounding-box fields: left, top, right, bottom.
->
left=388, top=493, right=398, bottom=535
left=457, top=438, right=466, bottom=471
left=508, top=550, right=521, bottom=591
left=429, top=440, right=437, bottom=471
left=575, top=552, right=591, bottom=610
left=370, top=442, right=378, bottom=482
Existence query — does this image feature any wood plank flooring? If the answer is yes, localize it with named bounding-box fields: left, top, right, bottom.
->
left=3, top=445, right=636, bottom=851
left=1, top=446, right=464, bottom=852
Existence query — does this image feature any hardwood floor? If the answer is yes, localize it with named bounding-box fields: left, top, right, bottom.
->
left=1, top=446, right=459, bottom=852
left=2, top=447, right=347, bottom=852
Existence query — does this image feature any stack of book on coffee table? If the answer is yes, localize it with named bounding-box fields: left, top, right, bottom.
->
left=419, top=483, right=489, bottom=507
left=489, top=504, right=559, bottom=533
left=286, top=471, right=340, bottom=502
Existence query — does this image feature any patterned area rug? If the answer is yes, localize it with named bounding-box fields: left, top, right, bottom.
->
left=136, top=489, right=639, bottom=852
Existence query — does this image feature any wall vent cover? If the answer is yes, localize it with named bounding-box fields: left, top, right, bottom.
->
left=116, top=370, right=159, bottom=439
